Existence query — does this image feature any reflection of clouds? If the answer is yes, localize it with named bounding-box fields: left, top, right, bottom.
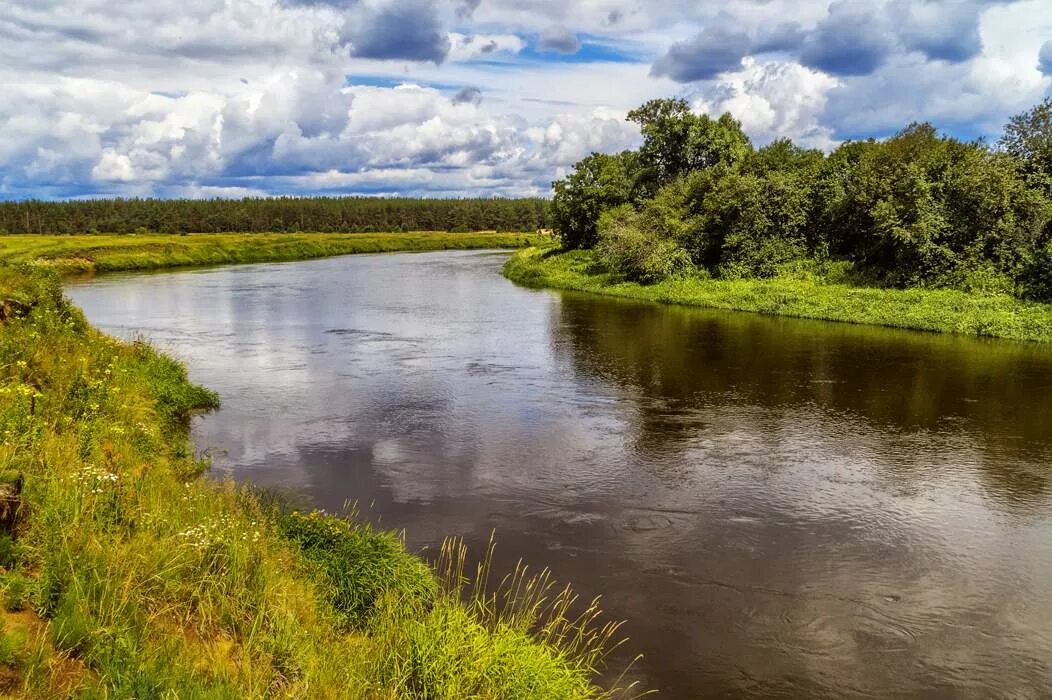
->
left=67, top=251, right=1052, bottom=698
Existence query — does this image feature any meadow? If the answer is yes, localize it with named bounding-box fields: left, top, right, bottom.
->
left=0, top=232, right=550, bottom=275
left=0, top=263, right=631, bottom=697
left=505, top=247, right=1052, bottom=343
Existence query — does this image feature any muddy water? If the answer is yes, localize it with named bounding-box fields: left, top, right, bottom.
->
left=67, top=250, right=1052, bottom=698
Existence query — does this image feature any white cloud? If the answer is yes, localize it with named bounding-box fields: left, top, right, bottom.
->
left=0, top=0, right=1050, bottom=198
left=92, top=151, right=136, bottom=182
left=687, top=58, right=839, bottom=150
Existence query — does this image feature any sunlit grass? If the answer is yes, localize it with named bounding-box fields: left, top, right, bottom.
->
left=0, top=231, right=552, bottom=274
left=0, top=263, right=631, bottom=697
left=505, top=247, right=1052, bottom=343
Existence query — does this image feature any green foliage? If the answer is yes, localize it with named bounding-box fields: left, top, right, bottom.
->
left=627, top=98, right=752, bottom=194
left=0, top=534, right=16, bottom=571
left=370, top=598, right=598, bottom=699
left=999, top=97, right=1052, bottom=187
left=821, top=123, right=1051, bottom=287
left=0, top=624, right=23, bottom=667
left=596, top=206, right=693, bottom=283
left=277, top=511, right=437, bottom=630
left=551, top=96, right=1052, bottom=302
left=551, top=152, right=638, bottom=249
left=1, top=572, right=30, bottom=613
left=367, top=537, right=628, bottom=700
left=0, top=197, right=551, bottom=235
left=552, top=99, right=752, bottom=249
left=505, top=247, right=1052, bottom=343
left=1020, top=241, right=1052, bottom=301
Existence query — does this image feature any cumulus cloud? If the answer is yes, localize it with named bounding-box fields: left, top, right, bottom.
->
left=455, top=0, right=482, bottom=22
left=447, top=32, right=524, bottom=61
left=798, top=1, right=896, bottom=76
left=651, top=20, right=752, bottom=81
left=687, top=58, right=839, bottom=150
left=652, top=17, right=809, bottom=82
left=894, top=0, right=984, bottom=62
left=538, top=25, right=581, bottom=54
left=651, top=0, right=1026, bottom=85
left=1, top=0, right=1051, bottom=199
left=452, top=86, right=483, bottom=105
left=0, top=63, right=639, bottom=198
left=342, top=0, right=450, bottom=62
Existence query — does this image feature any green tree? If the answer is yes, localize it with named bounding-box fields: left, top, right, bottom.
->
left=627, top=98, right=752, bottom=194
left=550, top=151, right=637, bottom=249
left=999, top=97, right=1052, bottom=186
left=595, top=204, right=693, bottom=284
left=821, top=124, right=1050, bottom=287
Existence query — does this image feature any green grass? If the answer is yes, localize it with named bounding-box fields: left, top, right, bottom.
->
left=0, top=232, right=552, bottom=275
left=505, top=247, right=1052, bottom=343
left=0, top=264, right=633, bottom=697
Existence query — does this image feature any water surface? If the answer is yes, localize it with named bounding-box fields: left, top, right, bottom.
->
left=67, top=250, right=1052, bottom=698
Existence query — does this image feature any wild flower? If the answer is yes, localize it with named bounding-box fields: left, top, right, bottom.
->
left=75, top=464, right=120, bottom=495
left=177, top=512, right=261, bottom=549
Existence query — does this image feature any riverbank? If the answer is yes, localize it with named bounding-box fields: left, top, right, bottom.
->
left=504, top=247, right=1052, bottom=343
left=0, top=232, right=550, bottom=275
left=0, top=264, right=623, bottom=697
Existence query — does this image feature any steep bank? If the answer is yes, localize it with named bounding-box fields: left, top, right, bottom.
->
left=0, top=232, right=550, bottom=274
left=0, top=264, right=623, bottom=697
left=504, top=247, right=1052, bottom=343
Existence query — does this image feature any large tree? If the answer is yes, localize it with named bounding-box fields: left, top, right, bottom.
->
left=550, top=151, right=638, bottom=249
left=627, top=98, right=752, bottom=195
left=999, top=97, right=1052, bottom=187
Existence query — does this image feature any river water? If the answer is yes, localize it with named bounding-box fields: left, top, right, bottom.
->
left=66, top=250, right=1052, bottom=698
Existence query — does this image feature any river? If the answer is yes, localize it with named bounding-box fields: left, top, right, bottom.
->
left=66, top=249, right=1052, bottom=698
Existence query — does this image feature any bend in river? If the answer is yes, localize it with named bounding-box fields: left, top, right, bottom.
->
left=67, top=250, right=1052, bottom=698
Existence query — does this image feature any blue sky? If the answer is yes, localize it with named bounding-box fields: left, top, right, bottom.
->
left=0, top=0, right=1049, bottom=200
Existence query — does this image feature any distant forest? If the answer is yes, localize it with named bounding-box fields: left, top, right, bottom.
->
left=0, top=197, right=552, bottom=235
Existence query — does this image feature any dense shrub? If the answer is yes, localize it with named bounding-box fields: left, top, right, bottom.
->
left=1020, top=242, right=1052, bottom=301
left=551, top=98, right=1052, bottom=298
left=277, top=511, right=437, bottom=629
left=819, top=124, right=1050, bottom=287
left=551, top=152, right=638, bottom=249
left=596, top=206, right=692, bottom=283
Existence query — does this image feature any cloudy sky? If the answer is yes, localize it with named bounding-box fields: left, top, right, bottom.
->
left=1, top=0, right=1050, bottom=200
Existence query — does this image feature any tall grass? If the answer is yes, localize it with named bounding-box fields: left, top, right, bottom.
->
left=0, top=232, right=551, bottom=275
left=0, top=263, right=631, bottom=697
left=505, top=247, right=1052, bottom=343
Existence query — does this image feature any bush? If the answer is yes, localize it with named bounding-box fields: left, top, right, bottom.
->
left=551, top=152, right=638, bottom=249
left=0, top=572, right=29, bottom=612
left=0, top=624, right=22, bottom=667
left=1020, top=243, right=1052, bottom=301
left=719, top=236, right=807, bottom=280
left=277, top=511, right=437, bottom=629
left=596, top=206, right=692, bottom=284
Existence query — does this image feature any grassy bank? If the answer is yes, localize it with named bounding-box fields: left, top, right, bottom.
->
left=0, top=232, right=550, bottom=275
left=505, top=247, right=1052, bottom=343
left=0, top=264, right=627, bottom=697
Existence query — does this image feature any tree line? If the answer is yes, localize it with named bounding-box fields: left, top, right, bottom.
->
left=0, top=197, right=551, bottom=235
left=552, top=98, right=1052, bottom=301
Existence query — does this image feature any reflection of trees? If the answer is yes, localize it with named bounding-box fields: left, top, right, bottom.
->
left=552, top=293, right=1052, bottom=504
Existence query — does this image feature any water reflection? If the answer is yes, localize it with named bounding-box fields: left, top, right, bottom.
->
left=66, top=251, right=1052, bottom=698
left=553, top=295, right=1052, bottom=506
